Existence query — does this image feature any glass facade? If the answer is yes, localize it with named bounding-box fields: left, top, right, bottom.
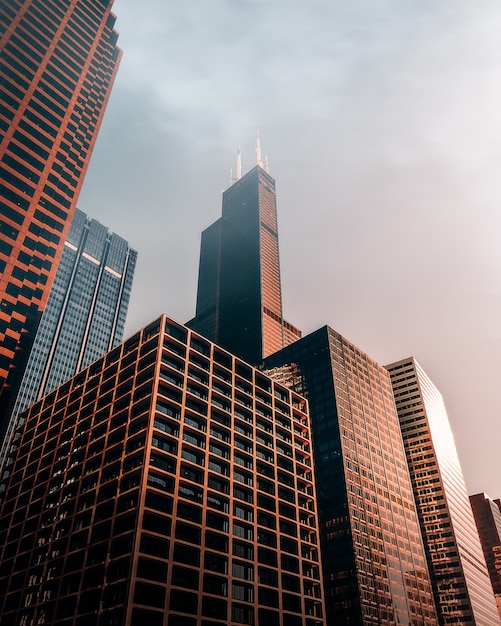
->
left=0, top=315, right=325, bottom=626
left=0, top=0, right=121, bottom=443
left=1, top=209, right=136, bottom=466
left=188, top=165, right=300, bottom=365
left=264, top=328, right=438, bottom=625
left=387, top=358, right=500, bottom=625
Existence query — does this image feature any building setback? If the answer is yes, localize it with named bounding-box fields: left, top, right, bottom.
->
left=470, top=493, right=501, bottom=621
left=387, top=358, right=500, bottom=625
left=0, top=315, right=325, bottom=626
left=263, top=327, right=439, bottom=625
left=1, top=208, right=137, bottom=466
left=187, top=163, right=301, bottom=365
left=0, top=0, right=121, bottom=440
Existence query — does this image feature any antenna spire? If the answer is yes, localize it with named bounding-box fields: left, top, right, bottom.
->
left=265, top=155, right=270, bottom=174
left=256, top=131, right=263, bottom=168
left=236, top=145, right=242, bottom=180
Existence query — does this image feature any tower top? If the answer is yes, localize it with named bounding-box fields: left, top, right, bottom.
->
left=256, top=131, right=263, bottom=168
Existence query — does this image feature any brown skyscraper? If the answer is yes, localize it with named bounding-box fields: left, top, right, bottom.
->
left=0, top=0, right=121, bottom=438
left=188, top=158, right=300, bottom=365
left=0, top=315, right=325, bottom=626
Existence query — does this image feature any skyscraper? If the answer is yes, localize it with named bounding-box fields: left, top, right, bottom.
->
left=188, top=157, right=301, bottom=365
left=1, top=208, right=136, bottom=466
left=387, top=358, right=500, bottom=625
left=0, top=0, right=121, bottom=441
left=470, top=493, right=501, bottom=620
left=264, top=328, right=439, bottom=625
left=0, top=315, right=325, bottom=626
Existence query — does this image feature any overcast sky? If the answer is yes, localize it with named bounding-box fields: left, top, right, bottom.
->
left=79, top=0, right=501, bottom=498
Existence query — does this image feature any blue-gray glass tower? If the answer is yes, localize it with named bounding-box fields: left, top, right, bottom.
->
left=2, top=209, right=136, bottom=463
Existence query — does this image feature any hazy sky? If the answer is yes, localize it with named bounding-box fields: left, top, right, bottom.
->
left=79, top=1, right=501, bottom=498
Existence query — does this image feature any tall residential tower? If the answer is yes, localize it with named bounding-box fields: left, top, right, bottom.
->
left=0, top=0, right=121, bottom=440
left=1, top=209, right=136, bottom=466
left=387, top=358, right=500, bottom=625
left=188, top=158, right=300, bottom=365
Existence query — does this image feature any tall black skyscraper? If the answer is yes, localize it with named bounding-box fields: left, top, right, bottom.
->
left=264, top=329, right=439, bottom=625
left=188, top=153, right=300, bottom=365
left=0, top=0, right=121, bottom=442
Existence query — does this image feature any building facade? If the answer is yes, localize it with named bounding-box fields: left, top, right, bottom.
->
left=1, top=208, right=136, bottom=466
left=264, top=327, right=439, bottom=625
left=0, top=0, right=121, bottom=440
left=470, top=493, right=501, bottom=621
left=188, top=164, right=300, bottom=365
left=387, top=358, right=500, bottom=625
left=0, top=315, right=325, bottom=626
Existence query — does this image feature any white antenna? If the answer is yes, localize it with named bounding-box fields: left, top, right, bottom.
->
left=229, top=167, right=233, bottom=187
left=236, top=144, right=242, bottom=180
left=256, top=130, right=263, bottom=168
left=265, top=155, right=270, bottom=174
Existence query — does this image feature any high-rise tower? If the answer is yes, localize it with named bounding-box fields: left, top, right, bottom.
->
left=0, top=0, right=121, bottom=440
left=264, top=328, right=439, bottom=625
left=387, top=358, right=500, bottom=625
left=188, top=155, right=300, bottom=365
left=0, top=315, right=325, bottom=626
left=1, top=209, right=136, bottom=466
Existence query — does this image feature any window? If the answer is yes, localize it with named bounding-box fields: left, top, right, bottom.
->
left=234, top=505, right=253, bottom=522
left=171, top=566, right=199, bottom=590
left=207, top=493, right=229, bottom=513
left=205, top=531, right=228, bottom=553
left=231, top=604, right=254, bottom=625
left=175, top=522, right=201, bottom=544
left=204, top=552, right=228, bottom=574
left=169, top=590, right=198, bottom=614
left=233, top=522, right=253, bottom=541
left=234, top=470, right=253, bottom=486
left=232, top=541, right=253, bottom=560
left=232, top=582, right=254, bottom=602
left=203, top=574, right=228, bottom=597
left=206, top=512, right=229, bottom=533
left=232, top=561, right=254, bottom=581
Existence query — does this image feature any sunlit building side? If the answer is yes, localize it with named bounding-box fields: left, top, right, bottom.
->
left=470, top=493, right=501, bottom=621
left=264, top=327, right=439, bottom=626
left=387, top=357, right=500, bottom=625
left=0, top=315, right=325, bottom=626
left=0, top=0, right=121, bottom=445
left=1, top=209, right=136, bottom=467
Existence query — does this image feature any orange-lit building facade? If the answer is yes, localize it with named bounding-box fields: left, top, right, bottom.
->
left=0, top=0, right=121, bottom=438
left=188, top=165, right=300, bottom=365
left=264, top=327, right=439, bottom=626
left=0, top=315, right=325, bottom=626
left=387, top=358, right=500, bottom=626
